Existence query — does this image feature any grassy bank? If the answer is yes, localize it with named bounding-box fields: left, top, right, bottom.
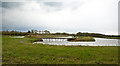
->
left=2, top=36, right=119, bottom=64
left=26, top=35, right=68, bottom=38
left=105, top=37, right=120, bottom=39
left=68, top=36, right=95, bottom=42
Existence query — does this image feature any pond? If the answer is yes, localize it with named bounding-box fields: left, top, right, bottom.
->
left=11, top=36, right=25, bottom=38
left=33, top=37, right=119, bottom=46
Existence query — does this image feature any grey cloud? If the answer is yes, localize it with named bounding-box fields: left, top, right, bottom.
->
left=44, top=2, right=62, bottom=7
left=42, top=2, right=63, bottom=11
left=2, top=0, right=119, bottom=35
left=0, top=1, right=2, bottom=7
left=2, top=2, right=23, bottom=9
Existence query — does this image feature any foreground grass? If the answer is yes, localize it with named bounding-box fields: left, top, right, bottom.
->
left=2, top=36, right=119, bottom=64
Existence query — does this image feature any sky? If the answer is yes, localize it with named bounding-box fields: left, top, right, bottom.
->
left=1, top=0, right=120, bottom=35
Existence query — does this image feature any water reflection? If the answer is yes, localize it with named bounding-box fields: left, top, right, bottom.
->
left=34, top=37, right=119, bottom=46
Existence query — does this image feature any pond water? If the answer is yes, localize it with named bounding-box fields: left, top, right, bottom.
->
left=11, top=36, right=25, bottom=38
left=33, top=37, right=119, bottom=46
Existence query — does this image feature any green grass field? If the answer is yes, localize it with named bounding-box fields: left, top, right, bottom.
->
left=2, top=36, right=119, bottom=64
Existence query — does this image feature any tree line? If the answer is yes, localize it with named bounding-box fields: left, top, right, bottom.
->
left=1, top=30, right=120, bottom=37
left=1, top=30, right=29, bottom=36
left=76, top=32, right=120, bottom=38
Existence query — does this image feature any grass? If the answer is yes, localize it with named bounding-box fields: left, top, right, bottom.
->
left=68, top=36, right=95, bottom=41
left=105, top=37, right=120, bottom=39
left=29, top=38, right=43, bottom=43
left=26, top=34, right=68, bottom=38
left=2, top=35, right=119, bottom=64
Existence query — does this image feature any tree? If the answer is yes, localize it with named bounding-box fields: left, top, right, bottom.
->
left=76, top=32, right=82, bottom=36
left=27, top=30, right=31, bottom=33
left=44, top=30, right=50, bottom=34
left=31, top=30, right=34, bottom=34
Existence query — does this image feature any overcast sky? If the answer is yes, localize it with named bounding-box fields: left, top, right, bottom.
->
left=1, top=0, right=119, bottom=35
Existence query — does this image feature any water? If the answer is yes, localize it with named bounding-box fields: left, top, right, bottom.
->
left=11, top=36, right=25, bottom=38
left=33, top=37, right=119, bottom=46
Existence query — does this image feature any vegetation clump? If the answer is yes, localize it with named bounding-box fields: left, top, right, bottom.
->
left=67, top=36, right=95, bottom=42
left=30, top=38, right=43, bottom=43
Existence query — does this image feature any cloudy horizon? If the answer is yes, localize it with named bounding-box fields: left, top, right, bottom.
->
left=1, top=0, right=119, bottom=35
